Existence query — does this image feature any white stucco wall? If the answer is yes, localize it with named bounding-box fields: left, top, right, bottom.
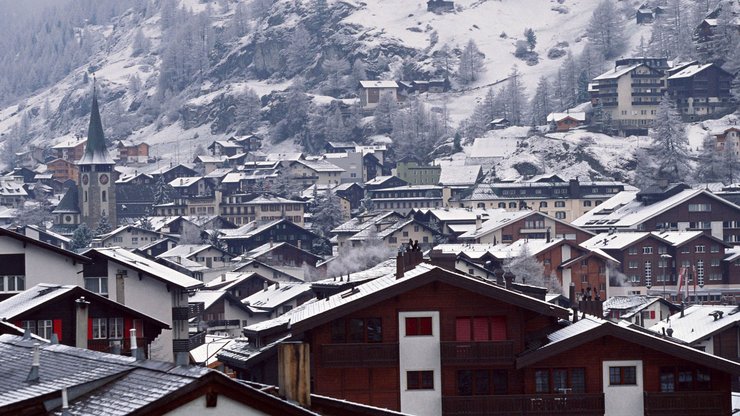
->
left=164, top=394, right=271, bottom=416
left=398, top=311, right=441, bottom=416
left=602, top=360, right=643, bottom=416
left=0, top=235, right=84, bottom=289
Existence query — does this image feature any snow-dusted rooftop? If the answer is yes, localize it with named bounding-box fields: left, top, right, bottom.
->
left=458, top=210, right=532, bottom=239
left=546, top=112, right=586, bottom=122
left=243, top=282, right=313, bottom=311
left=649, top=305, right=740, bottom=344
left=667, top=63, right=713, bottom=79
left=359, top=80, right=398, bottom=88
left=592, top=64, right=642, bottom=81
left=438, top=164, right=482, bottom=186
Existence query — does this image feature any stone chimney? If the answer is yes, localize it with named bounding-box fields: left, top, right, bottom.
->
left=278, top=342, right=311, bottom=407
left=75, top=297, right=90, bottom=349
left=475, top=214, right=482, bottom=231
left=503, top=269, right=515, bottom=289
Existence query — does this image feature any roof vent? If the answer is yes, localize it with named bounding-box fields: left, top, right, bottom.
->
left=710, top=310, right=724, bottom=321
left=26, top=343, right=41, bottom=383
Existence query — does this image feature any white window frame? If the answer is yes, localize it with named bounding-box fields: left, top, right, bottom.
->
left=92, top=318, right=107, bottom=339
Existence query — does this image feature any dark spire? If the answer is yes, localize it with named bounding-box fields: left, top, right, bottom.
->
left=79, top=75, right=114, bottom=165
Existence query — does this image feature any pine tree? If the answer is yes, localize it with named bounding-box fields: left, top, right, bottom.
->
left=530, top=76, right=553, bottom=126
left=639, top=95, right=693, bottom=185
left=70, top=223, right=94, bottom=251
left=95, top=216, right=113, bottom=237
left=505, top=245, right=546, bottom=288
left=586, top=0, right=627, bottom=59
left=154, top=175, right=174, bottom=205
left=285, top=25, right=314, bottom=77
left=457, top=39, right=485, bottom=85
left=524, top=28, right=537, bottom=51
left=373, top=92, right=398, bottom=134
left=131, top=28, right=150, bottom=57
left=453, top=132, right=463, bottom=153
left=696, top=133, right=725, bottom=183
left=506, top=66, right=527, bottom=126
left=235, top=88, right=262, bottom=134
left=311, top=190, right=344, bottom=238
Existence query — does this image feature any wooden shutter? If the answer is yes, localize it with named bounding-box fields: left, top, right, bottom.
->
left=490, top=316, right=507, bottom=341
left=473, top=317, right=489, bottom=341
left=456, top=317, right=471, bottom=341
left=52, top=319, right=62, bottom=340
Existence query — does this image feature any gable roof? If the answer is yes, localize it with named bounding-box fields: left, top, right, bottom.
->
left=359, top=80, right=398, bottom=89
left=0, top=284, right=169, bottom=328
left=158, top=244, right=233, bottom=260
left=516, top=316, right=740, bottom=374
left=573, top=189, right=740, bottom=228
left=290, top=263, right=569, bottom=334
left=438, top=164, right=482, bottom=186
left=0, top=227, right=89, bottom=263
left=649, top=305, right=740, bottom=344
left=82, top=247, right=203, bottom=290
left=243, top=282, right=313, bottom=312
left=457, top=210, right=535, bottom=240
left=593, top=64, right=642, bottom=81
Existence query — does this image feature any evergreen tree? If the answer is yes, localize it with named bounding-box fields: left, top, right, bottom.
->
left=95, top=216, right=113, bottom=237
left=433, top=43, right=454, bottom=78
left=310, top=190, right=344, bottom=238
left=235, top=88, right=262, bottom=134
left=131, top=28, right=150, bottom=57
left=70, top=223, right=94, bottom=251
left=586, top=0, right=627, bottom=59
left=638, top=95, right=692, bottom=185
left=524, top=28, right=537, bottom=51
left=373, top=93, right=398, bottom=134
left=154, top=175, right=174, bottom=205
left=530, top=76, right=553, bottom=126
left=322, top=56, right=350, bottom=96
left=696, top=133, right=725, bottom=183
left=453, top=132, right=463, bottom=153
left=284, top=25, right=314, bottom=77
left=457, top=39, right=485, bottom=85
left=505, top=66, right=527, bottom=125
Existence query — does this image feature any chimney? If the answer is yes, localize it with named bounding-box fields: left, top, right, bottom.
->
left=61, top=387, right=70, bottom=416
left=278, top=342, right=311, bottom=407
left=503, top=269, right=515, bottom=289
left=494, top=268, right=505, bottom=286
left=26, top=343, right=41, bottom=383
left=569, top=283, right=579, bottom=323
left=475, top=214, right=482, bottom=231
left=666, top=327, right=674, bottom=337
left=568, top=179, right=580, bottom=198
left=130, top=328, right=144, bottom=360
left=75, top=297, right=90, bottom=349
left=396, top=250, right=405, bottom=279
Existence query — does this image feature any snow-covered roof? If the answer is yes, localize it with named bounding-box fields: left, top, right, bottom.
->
left=0, top=284, right=77, bottom=320
left=189, top=335, right=236, bottom=365
left=242, top=282, right=313, bottom=311
left=592, top=64, right=642, bottom=81
left=84, top=247, right=203, bottom=290
left=194, top=155, right=228, bottom=163
left=438, top=164, right=481, bottom=186
left=158, top=244, right=227, bottom=260
left=266, top=152, right=303, bottom=162
left=331, top=211, right=401, bottom=234
left=359, top=80, right=398, bottom=89
left=575, top=189, right=740, bottom=229
left=244, top=194, right=304, bottom=205
left=413, top=207, right=492, bottom=222
left=0, top=179, right=28, bottom=197
left=603, top=295, right=657, bottom=312
left=294, top=159, right=344, bottom=173
left=546, top=112, right=586, bottom=122
left=458, top=210, right=532, bottom=239
left=581, top=232, right=652, bottom=250
left=51, top=136, right=86, bottom=149
left=649, top=305, right=740, bottom=344
left=667, top=63, right=713, bottom=79
left=168, top=176, right=203, bottom=188
left=189, top=290, right=228, bottom=312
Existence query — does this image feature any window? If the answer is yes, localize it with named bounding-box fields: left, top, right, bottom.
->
left=101, top=191, right=107, bottom=202
left=406, top=317, right=433, bottom=336
left=658, top=246, right=667, bottom=254
left=643, top=246, right=653, bottom=254
left=628, top=247, right=638, bottom=255
left=85, top=277, right=109, bottom=296
left=21, top=320, right=36, bottom=334
left=583, top=200, right=592, bottom=207
left=695, top=245, right=705, bottom=253
left=660, top=368, right=675, bottom=392
left=555, top=212, right=566, bottom=219
left=0, top=254, right=25, bottom=292
left=539, top=201, right=548, bottom=208
left=330, top=318, right=382, bottom=343
left=508, top=202, right=517, bottom=208
left=628, top=261, right=638, bottom=269
left=710, top=245, right=720, bottom=253
left=710, top=259, right=720, bottom=267
left=688, top=203, right=711, bottom=212
left=645, top=261, right=652, bottom=280
left=609, top=366, right=637, bottom=385
left=457, top=369, right=507, bottom=395
left=455, top=316, right=507, bottom=341
left=535, top=370, right=550, bottom=393
left=92, top=318, right=107, bottom=339
left=498, top=202, right=506, bottom=208
left=109, top=317, right=124, bottom=339
left=407, top=371, right=434, bottom=390
left=555, top=201, right=565, bottom=207
left=37, top=320, right=53, bottom=340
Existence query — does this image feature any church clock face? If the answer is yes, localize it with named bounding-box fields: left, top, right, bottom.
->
left=99, top=174, right=109, bottom=185
left=81, top=174, right=89, bottom=185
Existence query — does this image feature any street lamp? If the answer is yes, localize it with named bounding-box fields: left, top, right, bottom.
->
left=660, top=254, right=672, bottom=300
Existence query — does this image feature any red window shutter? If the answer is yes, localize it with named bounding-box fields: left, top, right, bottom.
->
left=124, top=318, right=133, bottom=338
left=456, top=318, right=471, bottom=341
left=88, top=318, right=93, bottom=339
left=419, top=317, right=432, bottom=336
left=491, top=316, right=507, bottom=341
left=14, top=320, right=21, bottom=328
left=53, top=319, right=62, bottom=340
left=406, top=317, right=418, bottom=336
left=473, top=317, right=489, bottom=341
left=650, top=311, right=656, bottom=319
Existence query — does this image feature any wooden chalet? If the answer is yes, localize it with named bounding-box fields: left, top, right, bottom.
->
left=220, top=251, right=740, bottom=416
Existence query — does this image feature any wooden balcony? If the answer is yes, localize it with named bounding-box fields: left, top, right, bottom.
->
left=442, top=393, right=605, bottom=416
left=320, top=343, right=398, bottom=368
left=440, top=341, right=515, bottom=365
left=644, top=391, right=727, bottom=416
left=87, top=338, right=148, bottom=356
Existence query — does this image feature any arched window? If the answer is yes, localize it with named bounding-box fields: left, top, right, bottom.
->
left=102, top=191, right=107, bottom=202
left=540, top=201, right=548, bottom=208
left=508, top=202, right=517, bottom=208
left=498, top=202, right=506, bottom=208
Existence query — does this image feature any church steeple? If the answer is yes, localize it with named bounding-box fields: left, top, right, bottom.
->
left=79, top=77, right=114, bottom=165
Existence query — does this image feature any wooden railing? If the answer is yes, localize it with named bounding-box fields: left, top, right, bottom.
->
left=442, top=393, right=605, bottom=416
left=440, top=341, right=515, bottom=365
left=87, top=338, right=148, bottom=355
left=644, top=391, right=727, bottom=416
left=320, top=343, right=398, bottom=368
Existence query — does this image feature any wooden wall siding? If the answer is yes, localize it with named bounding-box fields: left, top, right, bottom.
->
left=309, top=281, right=562, bottom=410
left=521, top=335, right=731, bottom=415
left=650, top=194, right=739, bottom=237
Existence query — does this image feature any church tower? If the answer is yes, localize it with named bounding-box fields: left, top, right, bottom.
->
left=78, top=84, right=116, bottom=229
